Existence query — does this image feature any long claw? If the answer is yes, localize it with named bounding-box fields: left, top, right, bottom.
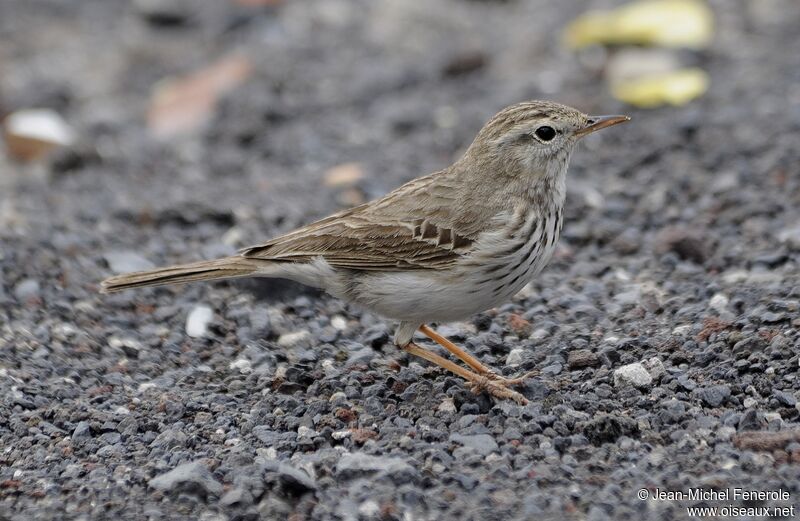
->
left=486, top=369, right=539, bottom=386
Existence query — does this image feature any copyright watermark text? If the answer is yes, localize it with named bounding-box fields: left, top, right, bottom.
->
left=638, top=487, right=795, bottom=518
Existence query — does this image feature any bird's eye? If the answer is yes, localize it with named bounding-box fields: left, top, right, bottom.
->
left=535, top=126, right=556, bottom=141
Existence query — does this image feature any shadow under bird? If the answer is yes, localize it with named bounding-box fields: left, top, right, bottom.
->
left=102, top=100, right=629, bottom=404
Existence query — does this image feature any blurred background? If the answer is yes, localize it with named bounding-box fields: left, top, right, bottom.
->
left=0, top=0, right=797, bottom=271
left=1, top=1, right=800, bottom=520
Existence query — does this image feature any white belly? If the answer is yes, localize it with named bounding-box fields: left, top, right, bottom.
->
left=333, top=208, right=563, bottom=323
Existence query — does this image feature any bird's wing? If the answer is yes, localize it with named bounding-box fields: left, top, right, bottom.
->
left=241, top=172, right=479, bottom=271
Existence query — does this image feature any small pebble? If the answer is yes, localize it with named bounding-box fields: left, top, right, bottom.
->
left=229, top=358, right=252, bottom=374
left=4, top=108, right=75, bottom=160
left=642, top=357, right=666, bottom=381
left=506, top=348, right=525, bottom=366
left=708, top=293, right=729, bottom=313
left=13, top=279, right=40, bottom=301
left=277, top=330, right=313, bottom=349
left=186, top=305, right=213, bottom=338
left=614, top=363, right=653, bottom=389
left=438, top=398, right=457, bottom=414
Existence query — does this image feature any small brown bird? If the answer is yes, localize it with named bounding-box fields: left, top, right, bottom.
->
left=102, top=100, right=629, bottom=404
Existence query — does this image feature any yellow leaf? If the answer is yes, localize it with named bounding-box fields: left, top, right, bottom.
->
left=610, top=68, right=710, bottom=108
left=564, top=0, right=714, bottom=50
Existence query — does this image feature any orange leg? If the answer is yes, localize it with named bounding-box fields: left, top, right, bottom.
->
left=403, top=342, right=528, bottom=405
left=419, top=324, right=538, bottom=385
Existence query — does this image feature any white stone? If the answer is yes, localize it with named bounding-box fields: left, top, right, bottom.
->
left=614, top=363, right=653, bottom=388
left=716, top=426, right=736, bottom=441
left=13, top=279, right=40, bottom=301
left=530, top=328, right=549, bottom=340
left=5, top=108, right=75, bottom=146
left=256, top=447, right=278, bottom=460
left=358, top=500, right=381, bottom=518
left=672, top=325, right=692, bottom=336
left=642, top=357, right=666, bottom=381
left=330, top=316, right=348, bottom=330
left=138, top=382, right=158, bottom=392
left=485, top=453, right=503, bottom=464
left=186, top=305, right=213, bottom=338
left=297, top=426, right=316, bottom=438
left=437, top=398, right=456, bottom=414
left=277, top=330, right=312, bottom=349
left=274, top=365, right=287, bottom=380
left=229, top=358, right=252, bottom=374
left=709, top=293, right=729, bottom=313
left=221, top=226, right=245, bottom=246
left=721, top=270, right=749, bottom=284
left=582, top=187, right=605, bottom=209
left=710, top=171, right=739, bottom=193
left=322, top=359, right=339, bottom=376
left=329, top=391, right=347, bottom=403
left=506, top=348, right=525, bottom=366
left=614, top=269, right=632, bottom=281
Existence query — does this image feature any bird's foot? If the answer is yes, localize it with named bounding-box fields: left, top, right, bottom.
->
left=402, top=338, right=533, bottom=405
left=470, top=376, right=529, bottom=405
left=483, top=369, right=538, bottom=387
left=416, top=325, right=535, bottom=403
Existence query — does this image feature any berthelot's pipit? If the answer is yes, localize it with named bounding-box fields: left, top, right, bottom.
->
left=102, top=100, right=629, bottom=405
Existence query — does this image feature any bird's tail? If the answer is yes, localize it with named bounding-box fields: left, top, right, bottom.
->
left=101, top=256, right=260, bottom=293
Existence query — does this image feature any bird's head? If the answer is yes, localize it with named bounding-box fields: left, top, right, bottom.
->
left=467, top=100, right=629, bottom=175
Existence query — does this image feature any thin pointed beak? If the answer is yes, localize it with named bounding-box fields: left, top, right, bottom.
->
left=574, top=115, right=630, bottom=137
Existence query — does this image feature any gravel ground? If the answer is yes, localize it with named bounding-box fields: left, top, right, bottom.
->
left=2, top=1, right=800, bottom=520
